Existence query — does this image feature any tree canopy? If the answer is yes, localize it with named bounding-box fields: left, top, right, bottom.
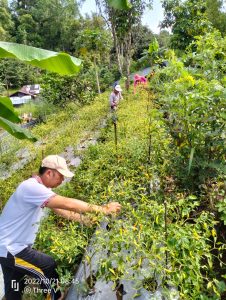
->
left=161, top=0, right=212, bottom=50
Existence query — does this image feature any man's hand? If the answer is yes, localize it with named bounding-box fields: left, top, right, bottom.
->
left=102, top=202, right=121, bottom=215
left=82, top=215, right=99, bottom=227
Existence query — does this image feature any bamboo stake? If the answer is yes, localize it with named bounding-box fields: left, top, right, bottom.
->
left=164, top=200, right=168, bottom=273
left=147, top=91, right=152, bottom=164
left=112, top=114, right=118, bottom=152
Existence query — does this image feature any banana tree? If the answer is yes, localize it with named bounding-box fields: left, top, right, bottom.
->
left=0, top=0, right=128, bottom=141
left=0, top=42, right=82, bottom=141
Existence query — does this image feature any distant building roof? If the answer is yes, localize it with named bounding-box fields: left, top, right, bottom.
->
left=9, top=86, right=37, bottom=106
left=10, top=90, right=32, bottom=97
left=20, top=84, right=40, bottom=95
left=20, top=86, right=31, bottom=94
left=29, top=84, right=40, bottom=94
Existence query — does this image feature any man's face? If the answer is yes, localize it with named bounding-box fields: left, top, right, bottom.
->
left=45, top=169, right=64, bottom=188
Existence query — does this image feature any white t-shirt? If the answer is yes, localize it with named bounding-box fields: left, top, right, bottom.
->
left=0, top=177, right=55, bottom=257
left=109, top=92, right=123, bottom=107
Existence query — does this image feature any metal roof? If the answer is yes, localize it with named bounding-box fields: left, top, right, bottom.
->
left=129, top=67, right=152, bottom=79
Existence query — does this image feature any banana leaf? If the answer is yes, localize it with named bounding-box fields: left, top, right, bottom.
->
left=0, top=116, right=37, bottom=142
left=0, top=42, right=82, bottom=75
left=0, top=96, right=20, bottom=123
left=0, top=42, right=82, bottom=141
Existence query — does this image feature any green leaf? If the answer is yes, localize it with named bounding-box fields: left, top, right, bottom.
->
left=207, top=162, right=226, bottom=174
left=0, top=96, right=20, bottom=123
left=0, top=42, right=82, bottom=75
left=188, top=195, right=197, bottom=200
left=148, top=38, right=159, bottom=54
left=215, top=280, right=226, bottom=293
left=109, top=268, right=116, bottom=275
left=107, top=0, right=131, bottom=10
left=220, top=112, right=226, bottom=120
left=188, top=147, right=195, bottom=174
left=0, top=117, right=37, bottom=141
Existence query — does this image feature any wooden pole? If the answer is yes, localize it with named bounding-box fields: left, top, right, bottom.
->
left=112, top=115, right=118, bottom=152
left=164, top=200, right=168, bottom=270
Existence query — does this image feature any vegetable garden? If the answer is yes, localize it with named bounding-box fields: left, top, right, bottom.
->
left=0, top=30, right=225, bottom=299
left=0, top=0, right=226, bottom=299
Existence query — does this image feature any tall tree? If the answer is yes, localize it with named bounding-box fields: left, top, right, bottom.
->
left=74, top=27, right=112, bottom=93
left=156, top=30, right=171, bottom=48
left=206, top=0, right=226, bottom=36
left=132, top=25, right=154, bottom=61
left=161, top=0, right=212, bottom=50
left=0, top=0, right=14, bottom=41
left=74, top=14, right=112, bottom=93
left=96, top=0, right=152, bottom=89
left=10, top=0, right=80, bottom=50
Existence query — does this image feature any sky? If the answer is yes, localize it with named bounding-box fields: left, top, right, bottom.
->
left=142, top=0, right=164, bottom=33
left=80, top=0, right=165, bottom=34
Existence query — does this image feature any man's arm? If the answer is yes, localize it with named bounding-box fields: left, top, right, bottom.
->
left=46, top=195, right=121, bottom=215
left=52, top=208, right=83, bottom=221
left=52, top=208, right=95, bottom=226
left=119, top=92, right=123, bottom=100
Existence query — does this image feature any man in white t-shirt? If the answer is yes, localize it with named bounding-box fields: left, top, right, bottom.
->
left=109, top=84, right=123, bottom=111
left=0, top=155, right=121, bottom=300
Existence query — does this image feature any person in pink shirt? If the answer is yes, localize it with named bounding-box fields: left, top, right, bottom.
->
left=133, top=74, right=147, bottom=94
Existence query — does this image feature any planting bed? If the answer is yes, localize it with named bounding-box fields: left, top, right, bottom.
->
left=66, top=222, right=179, bottom=300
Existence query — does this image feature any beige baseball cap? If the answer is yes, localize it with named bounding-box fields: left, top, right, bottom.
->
left=41, top=155, right=74, bottom=178
left=114, top=84, right=122, bottom=92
